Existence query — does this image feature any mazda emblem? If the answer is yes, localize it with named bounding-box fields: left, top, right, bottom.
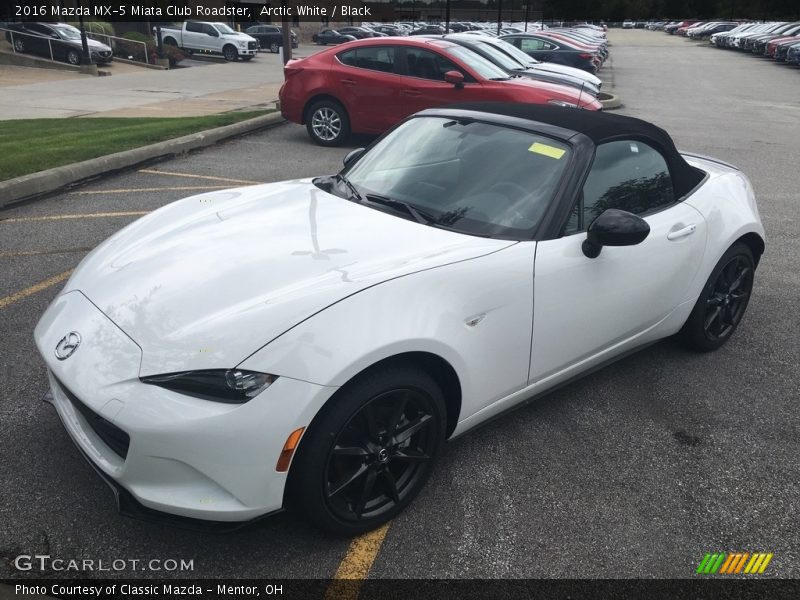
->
left=55, top=332, right=81, bottom=360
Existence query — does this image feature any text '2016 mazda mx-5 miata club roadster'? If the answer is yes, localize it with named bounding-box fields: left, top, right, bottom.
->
left=35, top=104, right=765, bottom=535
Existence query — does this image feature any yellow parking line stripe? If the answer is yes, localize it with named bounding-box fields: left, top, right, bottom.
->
left=139, top=169, right=265, bottom=185
left=0, top=269, right=74, bottom=310
left=0, top=247, right=93, bottom=258
left=1, top=211, right=149, bottom=223
left=71, top=186, right=231, bottom=194
left=324, top=523, right=390, bottom=600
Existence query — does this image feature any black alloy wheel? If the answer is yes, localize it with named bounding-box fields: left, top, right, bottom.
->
left=287, top=365, right=445, bottom=535
left=680, top=243, right=755, bottom=351
left=223, top=44, right=238, bottom=61
left=324, top=388, right=438, bottom=523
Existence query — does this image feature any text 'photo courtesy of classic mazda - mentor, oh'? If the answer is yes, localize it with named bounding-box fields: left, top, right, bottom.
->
left=34, top=104, right=765, bottom=535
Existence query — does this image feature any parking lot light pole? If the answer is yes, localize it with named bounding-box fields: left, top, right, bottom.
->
left=496, top=0, right=502, bottom=36
left=281, top=0, right=292, bottom=65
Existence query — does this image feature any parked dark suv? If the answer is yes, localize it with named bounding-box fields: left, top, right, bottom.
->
left=5, top=22, right=112, bottom=65
left=245, top=25, right=298, bottom=53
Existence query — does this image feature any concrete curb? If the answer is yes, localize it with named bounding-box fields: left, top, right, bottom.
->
left=600, top=92, right=622, bottom=110
left=0, top=112, right=285, bottom=208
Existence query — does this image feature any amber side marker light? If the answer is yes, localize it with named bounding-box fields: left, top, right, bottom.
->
left=276, top=427, right=306, bottom=472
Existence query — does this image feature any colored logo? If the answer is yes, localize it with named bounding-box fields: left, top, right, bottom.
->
left=697, top=552, right=773, bottom=575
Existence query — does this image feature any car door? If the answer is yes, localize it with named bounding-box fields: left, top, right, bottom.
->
left=183, top=21, right=205, bottom=49
left=393, top=47, right=485, bottom=116
left=530, top=139, right=708, bottom=384
left=21, top=23, right=51, bottom=58
left=202, top=23, right=222, bottom=52
left=334, top=45, right=404, bottom=132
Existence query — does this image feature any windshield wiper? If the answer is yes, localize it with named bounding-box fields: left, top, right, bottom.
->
left=336, top=174, right=363, bottom=203
left=364, top=194, right=436, bottom=225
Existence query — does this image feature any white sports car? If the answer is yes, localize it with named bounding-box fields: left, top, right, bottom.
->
left=35, top=104, right=764, bottom=535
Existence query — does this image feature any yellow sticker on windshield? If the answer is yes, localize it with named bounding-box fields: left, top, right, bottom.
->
left=529, top=142, right=566, bottom=159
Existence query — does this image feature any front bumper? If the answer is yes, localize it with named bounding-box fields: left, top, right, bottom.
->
left=35, top=290, right=337, bottom=525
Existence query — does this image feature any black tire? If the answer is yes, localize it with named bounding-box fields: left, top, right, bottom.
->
left=305, top=100, right=350, bottom=147
left=679, top=242, right=755, bottom=352
left=66, top=49, right=81, bottom=66
left=223, top=44, right=238, bottom=61
left=13, top=37, right=25, bottom=53
left=286, top=365, right=446, bottom=535
left=270, top=42, right=279, bottom=53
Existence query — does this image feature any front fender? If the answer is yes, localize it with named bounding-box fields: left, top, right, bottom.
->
left=238, top=242, right=536, bottom=425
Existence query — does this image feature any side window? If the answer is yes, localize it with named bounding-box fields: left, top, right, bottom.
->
left=185, top=22, right=203, bottom=33
left=520, top=38, right=544, bottom=52
left=338, top=47, right=395, bottom=73
left=543, top=41, right=558, bottom=50
left=338, top=49, right=357, bottom=67
left=405, top=48, right=460, bottom=81
left=564, top=140, right=675, bottom=235
left=203, top=24, right=218, bottom=36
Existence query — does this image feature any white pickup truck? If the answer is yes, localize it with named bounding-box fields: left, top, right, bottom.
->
left=156, top=21, right=258, bottom=61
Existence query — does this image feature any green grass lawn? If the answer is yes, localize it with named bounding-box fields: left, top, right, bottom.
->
left=0, top=111, right=270, bottom=181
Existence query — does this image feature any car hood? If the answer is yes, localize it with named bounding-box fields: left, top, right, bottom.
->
left=63, top=179, right=515, bottom=376
left=223, top=32, right=257, bottom=42
left=529, top=61, right=602, bottom=87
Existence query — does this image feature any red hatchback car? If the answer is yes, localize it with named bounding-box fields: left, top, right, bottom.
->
left=279, top=37, right=602, bottom=146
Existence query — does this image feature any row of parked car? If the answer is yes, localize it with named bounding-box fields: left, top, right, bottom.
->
left=279, top=26, right=609, bottom=146
left=648, top=19, right=800, bottom=67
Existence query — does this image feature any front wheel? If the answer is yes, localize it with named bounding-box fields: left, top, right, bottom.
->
left=13, top=37, right=26, bottom=53
left=287, top=365, right=446, bottom=535
left=270, top=42, right=279, bottom=53
left=305, top=100, right=350, bottom=146
left=679, top=242, right=755, bottom=352
left=66, top=49, right=81, bottom=65
left=222, top=44, right=238, bottom=61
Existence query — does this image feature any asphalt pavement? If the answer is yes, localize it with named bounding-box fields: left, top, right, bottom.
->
left=0, top=30, right=798, bottom=580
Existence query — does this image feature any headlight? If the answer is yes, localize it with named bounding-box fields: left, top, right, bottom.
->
left=548, top=99, right=579, bottom=108
left=141, top=369, right=276, bottom=403
left=239, top=41, right=248, bottom=48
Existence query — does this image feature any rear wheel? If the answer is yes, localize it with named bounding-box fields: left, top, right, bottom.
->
left=223, top=44, right=238, bottom=61
left=270, top=42, right=279, bottom=53
left=679, top=243, right=755, bottom=352
left=305, top=100, right=350, bottom=146
left=287, top=365, right=446, bottom=535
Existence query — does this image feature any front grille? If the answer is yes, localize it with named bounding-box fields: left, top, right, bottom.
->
left=248, top=41, right=257, bottom=50
left=54, top=376, right=130, bottom=459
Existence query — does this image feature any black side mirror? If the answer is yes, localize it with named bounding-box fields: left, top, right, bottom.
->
left=582, top=209, right=650, bottom=258
left=343, top=147, right=365, bottom=168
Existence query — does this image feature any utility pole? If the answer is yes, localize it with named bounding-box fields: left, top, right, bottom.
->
left=281, top=0, right=292, bottom=65
left=496, top=0, right=502, bottom=36
left=524, top=2, right=530, bottom=31
left=445, top=0, right=451, bottom=33
left=77, top=2, right=91, bottom=66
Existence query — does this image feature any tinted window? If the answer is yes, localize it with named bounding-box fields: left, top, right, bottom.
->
left=186, top=22, right=203, bottom=33
left=203, top=24, right=218, bottom=36
left=338, top=46, right=395, bottom=72
left=405, top=48, right=459, bottom=81
left=565, top=140, right=675, bottom=234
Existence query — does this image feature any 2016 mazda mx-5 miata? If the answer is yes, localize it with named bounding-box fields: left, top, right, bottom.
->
left=35, top=104, right=764, bottom=535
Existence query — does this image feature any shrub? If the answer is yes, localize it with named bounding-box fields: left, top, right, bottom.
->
left=66, top=21, right=115, bottom=37
left=117, top=31, right=185, bottom=67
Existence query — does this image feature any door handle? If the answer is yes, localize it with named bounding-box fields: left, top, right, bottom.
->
left=341, top=79, right=357, bottom=87
left=401, top=89, right=421, bottom=96
left=667, top=224, right=697, bottom=240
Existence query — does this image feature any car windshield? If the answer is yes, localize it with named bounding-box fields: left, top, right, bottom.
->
left=325, top=116, right=572, bottom=238
left=214, top=23, right=236, bottom=34
left=52, top=26, right=81, bottom=40
left=470, top=40, right=524, bottom=70
left=443, top=45, right=510, bottom=80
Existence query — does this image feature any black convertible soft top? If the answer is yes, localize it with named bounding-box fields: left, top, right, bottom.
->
left=441, top=102, right=706, bottom=198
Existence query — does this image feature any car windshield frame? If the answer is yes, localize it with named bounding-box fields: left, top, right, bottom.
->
left=319, top=115, right=576, bottom=240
